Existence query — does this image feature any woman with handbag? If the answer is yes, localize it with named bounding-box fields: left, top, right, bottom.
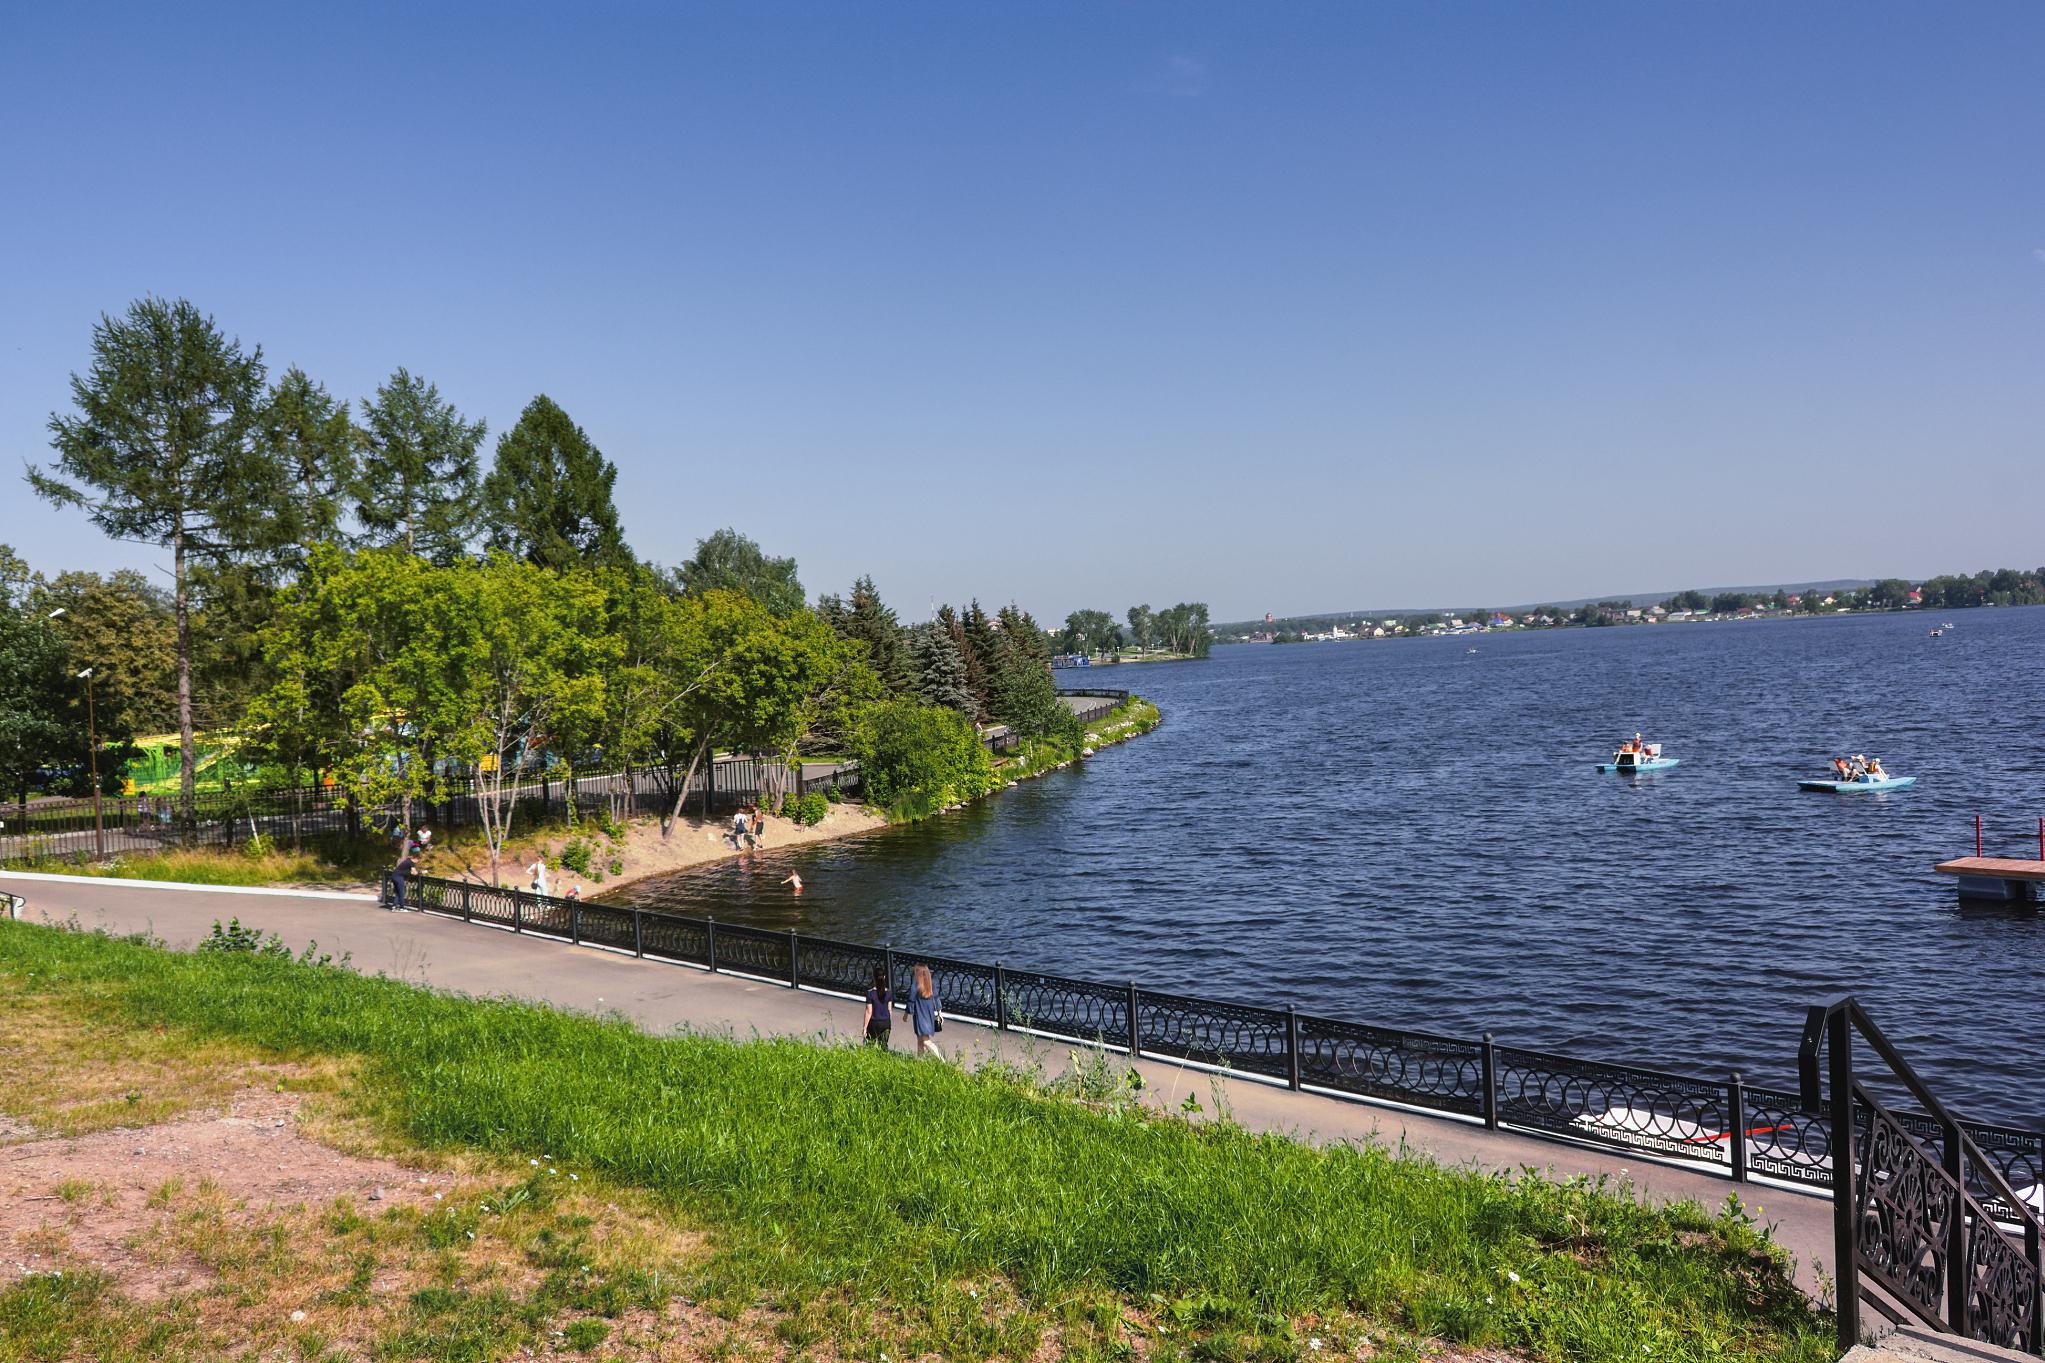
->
left=908, top=963, right=943, bottom=1059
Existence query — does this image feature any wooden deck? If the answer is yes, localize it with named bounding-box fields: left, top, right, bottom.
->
left=1933, top=857, right=2045, bottom=881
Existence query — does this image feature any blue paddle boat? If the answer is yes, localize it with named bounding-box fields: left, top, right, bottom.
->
left=1798, top=773, right=1916, bottom=794
left=1597, top=740, right=1679, bottom=774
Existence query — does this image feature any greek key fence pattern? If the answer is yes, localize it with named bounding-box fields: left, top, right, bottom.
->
left=384, top=872, right=2045, bottom=1239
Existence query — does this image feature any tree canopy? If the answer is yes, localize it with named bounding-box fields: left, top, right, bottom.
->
left=480, top=395, right=632, bottom=572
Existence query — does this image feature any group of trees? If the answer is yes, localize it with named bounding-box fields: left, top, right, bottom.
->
left=6, top=295, right=1088, bottom=853
left=1058, top=602, right=1213, bottom=659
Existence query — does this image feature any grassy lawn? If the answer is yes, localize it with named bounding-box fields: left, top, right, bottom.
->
left=0, top=920, right=1832, bottom=1363
left=4, top=846, right=373, bottom=888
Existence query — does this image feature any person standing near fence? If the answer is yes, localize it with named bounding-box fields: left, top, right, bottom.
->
left=860, top=967, right=892, bottom=1048
left=387, top=848, right=416, bottom=911
left=908, top=963, right=943, bottom=1059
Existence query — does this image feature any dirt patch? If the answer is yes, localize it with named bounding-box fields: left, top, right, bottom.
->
left=420, top=800, right=887, bottom=897
left=0, top=1087, right=443, bottom=1298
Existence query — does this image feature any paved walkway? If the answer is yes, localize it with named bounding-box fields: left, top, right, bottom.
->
left=0, top=870, right=1834, bottom=1293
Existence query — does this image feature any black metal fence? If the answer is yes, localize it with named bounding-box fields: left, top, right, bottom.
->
left=1059, top=687, right=1132, bottom=727
left=3, top=757, right=861, bottom=862
left=385, top=871, right=2044, bottom=1226
left=1801, top=999, right=2043, bottom=1352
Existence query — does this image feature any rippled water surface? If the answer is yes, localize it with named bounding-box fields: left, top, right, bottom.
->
left=607, top=608, right=2045, bottom=1125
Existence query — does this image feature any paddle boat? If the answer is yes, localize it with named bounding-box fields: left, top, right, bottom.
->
left=1798, top=765, right=1915, bottom=794
left=1596, top=739, right=1679, bottom=774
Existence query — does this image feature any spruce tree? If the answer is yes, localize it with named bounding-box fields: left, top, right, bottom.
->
left=908, top=621, right=974, bottom=716
left=843, top=575, right=913, bottom=695
left=258, top=366, right=358, bottom=575
left=480, top=395, right=632, bottom=570
left=356, top=368, right=486, bottom=565
left=938, top=604, right=989, bottom=722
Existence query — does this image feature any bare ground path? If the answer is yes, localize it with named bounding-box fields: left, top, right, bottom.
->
left=0, top=869, right=1836, bottom=1297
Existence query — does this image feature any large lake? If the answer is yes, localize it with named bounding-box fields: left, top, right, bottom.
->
left=606, top=607, right=2045, bottom=1126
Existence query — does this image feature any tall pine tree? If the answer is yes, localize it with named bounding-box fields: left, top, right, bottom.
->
left=479, top=395, right=632, bottom=570
left=31, top=297, right=281, bottom=835
left=356, top=368, right=486, bottom=565
left=841, top=575, right=913, bottom=695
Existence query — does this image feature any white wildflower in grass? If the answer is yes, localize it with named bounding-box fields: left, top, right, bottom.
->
left=529, top=1159, right=539, bottom=1167
left=1507, top=1269, right=1521, bottom=1283
left=548, top=1168, right=557, bottom=1175
left=568, top=1173, right=578, bottom=1181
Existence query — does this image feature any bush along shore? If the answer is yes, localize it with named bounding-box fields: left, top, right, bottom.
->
left=0, top=918, right=1833, bottom=1363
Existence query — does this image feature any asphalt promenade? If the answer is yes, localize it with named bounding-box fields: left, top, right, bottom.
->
left=0, top=869, right=1835, bottom=1293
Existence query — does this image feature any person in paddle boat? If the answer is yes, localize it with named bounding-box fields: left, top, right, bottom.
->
left=1865, top=756, right=1888, bottom=781
left=1831, top=756, right=1851, bottom=781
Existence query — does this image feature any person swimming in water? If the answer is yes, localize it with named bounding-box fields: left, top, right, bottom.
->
left=781, top=871, right=803, bottom=894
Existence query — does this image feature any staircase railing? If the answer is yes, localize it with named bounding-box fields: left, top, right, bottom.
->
left=1800, top=997, right=2043, bottom=1352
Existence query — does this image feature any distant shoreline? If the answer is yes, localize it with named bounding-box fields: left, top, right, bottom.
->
left=1229, top=600, right=2029, bottom=646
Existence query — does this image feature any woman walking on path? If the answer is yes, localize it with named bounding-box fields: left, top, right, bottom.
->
left=860, top=967, right=892, bottom=1048
left=908, top=963, right=943, bottom=1059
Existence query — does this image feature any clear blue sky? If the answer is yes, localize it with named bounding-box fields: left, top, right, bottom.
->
left=4, top=2, right=2042, bottom=622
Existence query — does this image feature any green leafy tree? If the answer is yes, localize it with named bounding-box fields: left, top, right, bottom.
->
left=852, top=698, right=999, bottom=820
left=34, top=570, right=178, bottom=736
left=479, top=395, right=632, bottom=571
left=674, top=528, right=805, bottom=616
left=0, top=554, right=74, bottom=826
left=356, top=368, right=486, bottom=565
left=1061, top=609, right=1118, bottom=656
left=1126, top=604, right=1154, bottom=653
left=30, top=297, right=281, bottom=836
left=1664, top=590, right=1710, bottom=613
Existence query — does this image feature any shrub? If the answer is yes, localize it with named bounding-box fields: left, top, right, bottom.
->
left=558, top=837, right=595, bottom=876
left=794, top=792, right=827, bottom=826
left=851, top=700, right=1001, bottom=820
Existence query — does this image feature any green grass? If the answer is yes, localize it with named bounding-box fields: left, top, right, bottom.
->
left=0, top=921, right=1833, bottom=1362
left=3, top=845, right=369, bottom=887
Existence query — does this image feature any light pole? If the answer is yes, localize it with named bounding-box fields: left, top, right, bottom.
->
left=78, top=668, right=103, bottom=858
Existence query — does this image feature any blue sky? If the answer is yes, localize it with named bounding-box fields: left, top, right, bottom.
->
left=3, top=2, right=2042, bottom=621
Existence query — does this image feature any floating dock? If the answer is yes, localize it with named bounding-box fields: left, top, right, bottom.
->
left=1934, top=857, right=2045, bottom=904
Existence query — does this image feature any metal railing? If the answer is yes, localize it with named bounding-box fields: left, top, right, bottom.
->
left=1800, top=997, right=2043, bottom=1352
left=1058, top=687, right=1132, bottom=727
left=383, top=871, right=2045, bottom=1238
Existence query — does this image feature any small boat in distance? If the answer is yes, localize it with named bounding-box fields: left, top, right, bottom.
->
left=1596, top=737, right=1679, bottom=774
left=1929, top=628, right=1944, bottom=637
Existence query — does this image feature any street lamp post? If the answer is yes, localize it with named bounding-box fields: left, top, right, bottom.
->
left=78, top=668, right=103, bottom=858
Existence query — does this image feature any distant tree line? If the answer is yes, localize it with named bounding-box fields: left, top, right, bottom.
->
left=1057, top=603, right=1213, bottom=658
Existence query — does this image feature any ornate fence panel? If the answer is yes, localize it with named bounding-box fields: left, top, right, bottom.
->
left=794, top=934, right=887, bottom=997
left=639, top=912, right=710, bottom=967
left=1742, top=1084, right=1834, bottom=1189
left=1853, top=1090, right=1962, bottom=1328
left=1296, top=1016, right=1488, bottom=1118
left=902, top=952, right=1001, bottom=1027
left=710, top=923, right=792, bottom=981
left=1494, top=1045, right=1733, bottom=1171
left=1136, top=990, right=1290, bottom=1081
left=576, top=902, right=638, bottom=953
left=993, top=966, right=1125, bottom=1043
left=518, top=893, right=574, bottom=940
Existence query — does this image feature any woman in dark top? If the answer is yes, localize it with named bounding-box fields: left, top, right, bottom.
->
left=861, top=967, right=892, bottom=1047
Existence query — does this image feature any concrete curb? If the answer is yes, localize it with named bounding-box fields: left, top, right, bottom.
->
left=0, top=869, right=376, bottom=903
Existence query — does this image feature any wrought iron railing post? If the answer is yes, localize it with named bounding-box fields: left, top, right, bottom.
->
left=787, top=930, right=800, bottom=988
left=461, top=882, right=472, bottom=923
left=1127, top=982, right=1141, bottom=1059
left=1481, top=1034, right=1498, bottom=1130
left=2027, top=1218, right=2042, bottom=1354
left=706, top=917, right=717, bottom=973
left=1942, top=1115, right=1969, bottom=1337
left=512, top=888, right=524, bottom=933
left=994, top=962, right=1007, bottom=1031
left=1728, top=1073, right=1747, bottom=1183
left=570, top=897, right=581, bottom=945
left=1285, top=1005, right=1301, bottom=1091
left=883, top=943, right=895, bottom=1009
left=632, top=908, right=644, bottom=959
left=1827, top=1008, right=1860, bottom=1351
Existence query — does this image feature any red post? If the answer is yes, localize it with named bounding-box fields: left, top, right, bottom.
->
left=1975, top=813, right=1982, bottom=857
left=2037, top=816, right=2042, bottom=862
